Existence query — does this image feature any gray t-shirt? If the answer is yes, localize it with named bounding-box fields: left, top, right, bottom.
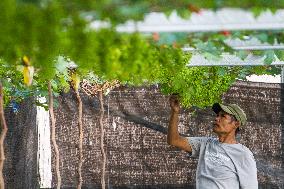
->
left=187, top=137, right=258, bottom=189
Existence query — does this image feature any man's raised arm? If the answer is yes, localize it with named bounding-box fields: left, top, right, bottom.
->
left=167, top=95, right=192, bottom=152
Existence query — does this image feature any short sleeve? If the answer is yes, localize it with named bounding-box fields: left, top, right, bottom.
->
left=186, top=137, right=209, bottom=158
left=238, top=152, right=258, bottom=189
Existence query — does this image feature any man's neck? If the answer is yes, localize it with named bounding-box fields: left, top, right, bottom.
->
left=218, top=133, right=238, bottom=144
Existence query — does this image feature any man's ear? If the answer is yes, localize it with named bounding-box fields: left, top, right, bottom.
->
left=234, top=121, right=240, bottom=129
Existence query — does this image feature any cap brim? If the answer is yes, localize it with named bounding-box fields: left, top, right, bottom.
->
left=212, top=103, right=222, bottom=114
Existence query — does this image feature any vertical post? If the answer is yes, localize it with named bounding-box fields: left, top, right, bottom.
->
left=281, top=66, right=284, bottom=181
left=37, top=97, right=52, bottom=188
left=281, top=66, right=284, bottom=83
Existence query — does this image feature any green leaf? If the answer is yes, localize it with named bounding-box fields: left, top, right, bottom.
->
left=203, top=52, right=221, bottom=61
left=275, top=50, right=284, bottom=61
left=255, top=33, right=268, bottom=43
left=264, top=50, right=276, bottom=65
left=164, top=10, right=173, bottom=18
left=36, top=101, right=49, bottom=111
left=177, top=9, right=191, bottom=19
left=55, top=56, right=69, bottom=73
left=267, top=35, right=275, bottom=45
left=236, top=50, right=249, bottom=60
left=251, top=7, right=264, bottom=18
left=217, top=67, right=226, bottom=76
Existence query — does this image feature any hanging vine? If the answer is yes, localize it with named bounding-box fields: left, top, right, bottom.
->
left=70, top=71, right=84, bottom=189
left=98, top=90, right=106, bottom=189
left=48, top=81, right=62, bottom=189
left=81, top=79, right=120, bottom=189
left=0, top=82, right=8, bottom=189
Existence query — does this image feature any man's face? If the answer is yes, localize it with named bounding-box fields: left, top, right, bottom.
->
left=213, top=110, right=238, bottom=135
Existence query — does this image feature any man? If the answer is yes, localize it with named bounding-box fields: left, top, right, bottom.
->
left=167, top=95, right=258, bottom=189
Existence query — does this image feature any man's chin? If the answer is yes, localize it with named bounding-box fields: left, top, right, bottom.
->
left=212, top=126, right=219, bottom=134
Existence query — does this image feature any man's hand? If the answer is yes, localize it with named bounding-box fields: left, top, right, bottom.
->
left=169, top=95, right=180, bottom=113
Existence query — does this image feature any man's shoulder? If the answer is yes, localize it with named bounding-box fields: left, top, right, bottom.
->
left=240, top=145, right=255, bottom=161
left=226, top=143, right=255, bottom=163
left=234, top=143, right=254, bottom=156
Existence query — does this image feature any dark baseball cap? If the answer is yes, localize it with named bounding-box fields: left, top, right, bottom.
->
left=212, top=103, right=247, bottom=126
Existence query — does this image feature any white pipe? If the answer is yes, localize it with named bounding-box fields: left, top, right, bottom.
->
left=37, top=97, right=52, bottom=188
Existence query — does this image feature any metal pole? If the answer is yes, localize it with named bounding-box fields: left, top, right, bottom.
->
left=281, top=66, right=284, bottom=83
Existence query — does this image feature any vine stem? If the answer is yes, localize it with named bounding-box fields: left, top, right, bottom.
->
left=75, top=89, right=83, bottom=189
left=99, top=91, right=106, bottom=189
left=0, top=82, right=7, bottom=189
left=48, top=81, right=62, bottom=189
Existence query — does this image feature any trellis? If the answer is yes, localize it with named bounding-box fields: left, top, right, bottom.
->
left=108, top=9, right=284, bottom=82
left=115, top=9, right=284, bottom=32
left=184, top=39, right=284, bottom=83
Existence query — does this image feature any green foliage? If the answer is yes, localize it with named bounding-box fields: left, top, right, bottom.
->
left=0, top=60, right=34, bottom=106
left=52, top=56, right=71, bottom=94
left=155, top=52, right=241, bottom=107
left=263, top=50, right=276, bottom=65
left=32, top=2, right=63, bottom=79
left=30, top=0, right=284, bottom=25
left=155, top=31, right=284, bottom=66
left=275, top=50, right=284, bottom=61
left=66, top=28, right=162, bottom=85
left=0, top=0, right=17, bottom=62
left=0, top=56, right=70, bottom=108
left=1, top=0, right=283, bottom=110
left=0, top=1, right=64, bottom=80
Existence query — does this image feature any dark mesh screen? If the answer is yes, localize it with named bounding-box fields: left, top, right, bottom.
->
left=52, top=81, right=283, bottom=189
left=4, top=81, right=283, bottom=189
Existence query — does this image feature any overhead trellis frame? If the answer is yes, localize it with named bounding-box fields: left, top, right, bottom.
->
left=184, top=38, right=284, bottom=67
left=183, top=44, right=284, bottom=86
left=186, top=53, right=284, bottom=67
left=182, top=39, right=284, bottom=66
left=183, top=40, right=284, bottom=83
left=115, top=9, right=284, bottom=33
left=104, top=9, right=284, bottom=69
left=113, top=9, right=284, bottom=79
